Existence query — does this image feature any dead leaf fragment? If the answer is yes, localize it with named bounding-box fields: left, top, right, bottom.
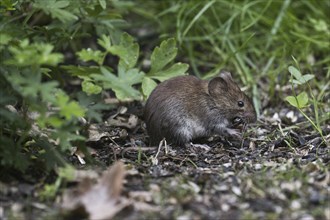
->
left=107, top=114, right=139, bottom=129
left=87, top=124, right=111, bottom=142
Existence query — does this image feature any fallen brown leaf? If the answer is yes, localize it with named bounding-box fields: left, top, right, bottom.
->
left=61, top=161, right=130, bottom=220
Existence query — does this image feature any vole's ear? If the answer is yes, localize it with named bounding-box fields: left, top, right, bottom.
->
left=209, top=71, right=234, bottom=96
left=219, top=70, right=233, bottom=82
left=208, top=77, right=228, bottom=96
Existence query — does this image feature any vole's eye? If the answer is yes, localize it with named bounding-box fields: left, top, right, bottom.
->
left=238, top=101, right=244, bottom=107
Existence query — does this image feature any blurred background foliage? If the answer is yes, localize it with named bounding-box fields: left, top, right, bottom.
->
left=118, top=0, right=329, bottom=76
left=117, top=0, right=329, bottom=112
left=0, top=0, right=329, bottom=173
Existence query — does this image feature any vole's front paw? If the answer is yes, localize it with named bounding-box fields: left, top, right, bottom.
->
left=225, top=128, right=242, bottom=139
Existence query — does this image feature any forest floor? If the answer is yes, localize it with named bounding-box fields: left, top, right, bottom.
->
left=1, top=101, right=329, bottom=220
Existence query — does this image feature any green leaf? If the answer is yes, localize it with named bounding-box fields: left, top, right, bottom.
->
left=300, top=74, right=314, bottom=83
left=285, top=92, right=309, bottom=108
left=5, top=69, right=58, bottom=103
left=97, top=35, right=112, bottom=51
left=82, top=80, right=102, bottom=95
left=39, top=81, right=60, bottom=103
left=0, top=0, right=17, bottom=11
left=108, top=33, right=139, bottom=70
left=7, top=40, right=63, bottom=66
left=51, top=129, right=85, bottom=151
left=63, top=65, right=102, bottom=77
left=5, top=70, right=41, bottom=99
left=142, top=77, right=158, bottom=98
left=0, top=33, right=12, bottom=46
left=46, top=116, right=63, bottom=128
left=288, top=66, right=302, bottom=81
left=296, top=92, right=309, bottom=108
left=149, top=38, right=177, bottom=74
left=0, top=137, right=30, bottom=171
left=288, top=66, right=314, bottom=85
left=285, top=96, right=299, bottom=107
left=310, top=18, right=329, bottom=32
left=117, top=66, right=144, bottom=86
left=91, top=67, right=144, bottom=100
left=56, top=93, right=85, bottom=120
left=149, top=63, right=188, bottom=81
left=98, top=0, right=106, bottom=9
left=292, top=79, right=302, bottom=85
left=58, top=165, right=76, bottom=181
left=76, top=48, right=104, bottom=65
left=77, top=92, right=112, bottom=122
left=40, top=182, right=58, bottom=200
left=33, top=0, right=78, bottom=23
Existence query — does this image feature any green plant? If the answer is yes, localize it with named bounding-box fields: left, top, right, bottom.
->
left=65, top=34, right=189, bottom=100
left=0, top=38, right=86, bottom=171
left=285, top=63, right=328, bottom=144
left=0, top=0, right=128, bottom=173
left=0, top=0, right=189, bottom=175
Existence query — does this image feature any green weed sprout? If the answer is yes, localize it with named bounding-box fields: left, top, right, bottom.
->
left=40, top=165, right=76, bottom=201
left=285, top=65, right=327, bottom=145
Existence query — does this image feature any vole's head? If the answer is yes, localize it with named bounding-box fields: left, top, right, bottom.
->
left=208, top=71, right=257, bottom=127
